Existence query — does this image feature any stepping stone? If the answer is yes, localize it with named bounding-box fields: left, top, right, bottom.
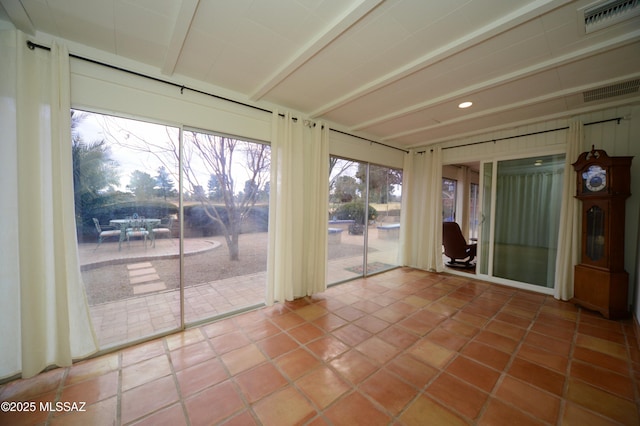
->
left=127, top=262, right=153, bottom=270
left=129, top=268, right=157, bottom=277
left=133, top=282, right=167, bottom=295
left=130, top=274, right=161, bottom=284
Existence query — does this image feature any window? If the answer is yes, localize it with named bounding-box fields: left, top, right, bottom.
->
left=442, top=178, right=457, bottom=222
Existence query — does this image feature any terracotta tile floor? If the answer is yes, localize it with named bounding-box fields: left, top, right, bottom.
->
left=2, top=268, right=640, bottom=425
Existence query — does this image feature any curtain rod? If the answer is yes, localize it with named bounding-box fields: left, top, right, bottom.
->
left=421, top=116, right=624, bottom=153
left=27, top=40, right=272, bottom=114
left=27, top=40, right=409, bottom=154
left=330, top=129, right=409, bottom=153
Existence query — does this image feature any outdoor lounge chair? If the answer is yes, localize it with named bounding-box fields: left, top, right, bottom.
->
left=442, top=221, right=477, bottom=268
left=93, top=218, right=122, bottom=249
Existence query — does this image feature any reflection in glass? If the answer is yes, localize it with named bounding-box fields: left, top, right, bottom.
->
left=586, top=206, right=605, bottom=261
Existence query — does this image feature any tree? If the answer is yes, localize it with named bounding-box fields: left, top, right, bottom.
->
left=71, top=110, right=120, bottom=224
left=128, top=170, right=156, bottom=199
left=193, top=185, right=206, bottom=200
left=208, top=174, right=224, bottom=201
left=155, top=165, right=176, bottom=200
left=243, top=179, right=259, bottom=203
left=332, top=175, right=358, bottom=202
left=329, top=157, right=356, bottom=192
left=183, top=132, right=270, bottom=261
left=356, top=164, right=402, bottom=204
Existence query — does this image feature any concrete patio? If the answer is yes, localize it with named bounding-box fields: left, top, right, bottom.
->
left=79, top=230, right=400, bottom=349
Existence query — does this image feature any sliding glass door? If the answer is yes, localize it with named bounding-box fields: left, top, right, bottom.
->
left=367, top=164, right=403, bottom=276
left=181, top=129, right=269, bottom=324
left=478, top=154, right=565, bottom=289
left=327, top=157, right=402, bottom=284
left=72, top=110, right=181, bottom=348
left=72, top=110, right=269, bottom=349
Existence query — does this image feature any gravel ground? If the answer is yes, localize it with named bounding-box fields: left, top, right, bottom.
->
left=83, top=233, right=368, bottom=305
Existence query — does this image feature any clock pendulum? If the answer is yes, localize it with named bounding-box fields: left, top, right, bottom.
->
left=571, top=146, right=633, bottom=319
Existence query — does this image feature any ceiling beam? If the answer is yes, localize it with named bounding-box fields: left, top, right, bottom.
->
left=407, top=95, right=640, bottom=148
left=383, top=70, right=640, bottom=143
left=249, top=0, right=384, bottom=101
left=161, top=0, right=200, bottom=76
left=309, top=0, right=572, bottom=118
left=0, top=0, right=35, bottom=35
left=353, top=30, right=640, bottom=133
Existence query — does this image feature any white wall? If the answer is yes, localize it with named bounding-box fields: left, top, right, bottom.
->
left=71, top=58, right=272, bottom=143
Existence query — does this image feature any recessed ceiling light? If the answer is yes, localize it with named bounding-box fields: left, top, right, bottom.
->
left=458, top=101, right=473, bottom=109
left=534, top=159, right=543, bottom=166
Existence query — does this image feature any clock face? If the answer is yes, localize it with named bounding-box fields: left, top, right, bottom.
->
left=583, top=165, right=607, bottom=192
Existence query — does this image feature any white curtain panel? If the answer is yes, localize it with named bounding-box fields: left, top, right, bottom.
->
left=495, top=170, right=564, bottom=248
left=554, top=121, right=583, bottom=300
left=301, top=123, right=329, bottom=297
left=400, top=148, right=444, bottom=272
left=266, top=112, right=329, bottom=304
left=0, top=31, right=97, bottom=380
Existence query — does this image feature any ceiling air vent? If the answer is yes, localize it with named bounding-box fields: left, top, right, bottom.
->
left=583, top=0, right=640, bottom=33
left=583, top=79, right=640, bottom=102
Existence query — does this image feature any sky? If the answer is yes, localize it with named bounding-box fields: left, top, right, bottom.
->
left=75, top=111, right=180, bottom=193
left=76, top=110, right=272, bottom=198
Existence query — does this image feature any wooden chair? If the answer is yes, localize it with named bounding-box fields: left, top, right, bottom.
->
left=442, top=221, right=477, bottom=268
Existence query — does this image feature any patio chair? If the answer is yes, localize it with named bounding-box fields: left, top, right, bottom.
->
left=152, top=216, right=173, bottom=247
left=126, top=219, right=149, bottom=247
left=442, top=221, right=477, bottom=268
left=93, top=218, right=122, bottom=249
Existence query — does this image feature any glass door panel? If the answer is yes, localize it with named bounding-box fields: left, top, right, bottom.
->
left=72, top=110, right=181, bottom=349
left=328, top=158, right=365, bottom=283
left=367, top=164, right=403, bottom=276
left=469, top=183, right=479, bottom=241
left=327, top=158, right=402, bottom=284
left=479, top=162, right=493, bottom=276
left=442, top=178, right=457, bottom=222
left=479, top=154, right=564, bottom=288
left=182, top=129, right=269, bottom=324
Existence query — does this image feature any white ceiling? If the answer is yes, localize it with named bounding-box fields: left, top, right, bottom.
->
left=2, top=0, right=639, bottom=149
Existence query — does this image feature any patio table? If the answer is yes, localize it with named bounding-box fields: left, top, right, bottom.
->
left=109, top=218, right=161, bottom=227
left=109, top=218, right=161, bottom=249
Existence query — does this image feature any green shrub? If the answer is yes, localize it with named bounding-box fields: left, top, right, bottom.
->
left=333, top=202, right=377, bottom=224
left=183, top=204, right=269, bottom=236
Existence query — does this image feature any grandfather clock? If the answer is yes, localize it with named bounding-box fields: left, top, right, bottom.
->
left=572, top=146, right=633, bottom=319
